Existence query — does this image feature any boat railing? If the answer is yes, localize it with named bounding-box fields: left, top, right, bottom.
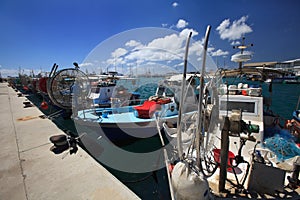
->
left=111, top=98, right=146, bottom=107
left=90, top=98, right=147, bottom=116
left=94, top=106, right=136, bottom=116
left=219, top=85, right=262, bottom=97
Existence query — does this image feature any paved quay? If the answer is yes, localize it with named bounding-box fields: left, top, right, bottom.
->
left=0, top=82, right=140, bottom=200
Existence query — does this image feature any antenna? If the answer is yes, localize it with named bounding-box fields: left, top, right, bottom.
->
left=233, top=37, right=253, bottom=54
left=232, top=37, right=254, bottom=70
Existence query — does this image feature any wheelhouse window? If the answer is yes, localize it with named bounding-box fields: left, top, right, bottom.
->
left=220, top=101, right=255, bottom=114
left=90, top=87, right=100, bottom=93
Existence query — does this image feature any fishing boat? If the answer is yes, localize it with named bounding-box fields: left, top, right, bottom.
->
left=87, top=72, right=142, bottom=108
left=87, top=72, right=118, bottom=108
left=158, top=27, right=213, bottom=200
left=164, top=75, right=300, bottom=197
left=73, top=73, right=200, bottom=144
left=161, top=27, right=300, bottom=199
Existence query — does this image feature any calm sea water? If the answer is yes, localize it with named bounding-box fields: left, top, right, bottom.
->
left=265, top=83, right=300, bottom=120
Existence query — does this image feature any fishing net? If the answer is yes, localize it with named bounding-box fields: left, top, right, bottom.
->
left=48, top=68, right=88, bottom=109
left=264, top=130, right=300, bottom=161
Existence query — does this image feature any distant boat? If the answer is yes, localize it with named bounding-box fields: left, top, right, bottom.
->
left=283, top=78, right=300, bottom=84
left=87, top=72, right=119, bottom=108
left=264, top=78, right=272, bottom=83
left=266, top=73, right=300, bottom=84
left=265, top=77, right=300, bottom=84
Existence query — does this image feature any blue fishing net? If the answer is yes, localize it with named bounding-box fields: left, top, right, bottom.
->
left=264, top=130, right=300, bottom=161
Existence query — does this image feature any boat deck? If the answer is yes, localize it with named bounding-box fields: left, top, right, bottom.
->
left=209, top=95, right=300, bottom=199
left=78, top=108, right=157, bottom=123
left=76, top=106, right=184, bottom=124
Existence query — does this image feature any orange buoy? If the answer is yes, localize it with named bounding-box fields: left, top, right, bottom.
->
left=40, top=101, right=49, bottom=110
left=168, top=163, right=175, bottom=174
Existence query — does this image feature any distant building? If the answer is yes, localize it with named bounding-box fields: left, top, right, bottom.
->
left=243, top=61, right=277, bottom=69
left=279, top=58, right=300, bottom=76
left=244, top=58, right=300, bottom=77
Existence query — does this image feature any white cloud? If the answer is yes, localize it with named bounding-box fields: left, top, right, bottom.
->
left=188, top=40, right=202, bottom=57
left=231, top=41, right=241, bottom=46
left=216, top=19, right=230, bottom=35
left=104, top=48, right=128, bottom=66
left=216, top=16, right=252, bottom=41
left=179, top=28, right=198, bottom=38
left=100, top=27, right=217, bottom=74
left=172, top=2, right=179, bottom=7
left=161, top=23, right=168, bottom=28
left=148, top=33, right=183, bottom=50
left=211, top=49, right=229, bottom=57
left=79, top=62, right=93, bottom=67
left=111, top=48, right=128, bottom=58
left=207, top=46, right=215, bottom=54
left=105, top=32, right=185, bottom=69
left=106, top=57, right=126, bottom=66
left=125, top=40, right=142, bottom=47
left=176, top=19, right=188, bottom=29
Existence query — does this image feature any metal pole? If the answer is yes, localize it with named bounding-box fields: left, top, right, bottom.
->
left=155, top=116, right=175, bottom=200
left=176, top=31, right=192, bottom=160
left=196, top=25, right=211, bottom=167
left=296, top=95, right=300, bottom=110
left=219, top=116, right=230, bottom=192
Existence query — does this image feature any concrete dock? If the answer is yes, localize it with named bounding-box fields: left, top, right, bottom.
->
left=0, top=83, right=140, bottom=200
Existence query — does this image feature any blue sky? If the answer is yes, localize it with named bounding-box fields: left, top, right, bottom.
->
left=0, top=0, right=300, bottom=77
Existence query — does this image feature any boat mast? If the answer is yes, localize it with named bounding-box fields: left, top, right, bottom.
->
left=177, top=31, right=192, bottom=160
left=232, top=37, right=253, bottom=70
left=196, top=25, right=211, bottom=168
